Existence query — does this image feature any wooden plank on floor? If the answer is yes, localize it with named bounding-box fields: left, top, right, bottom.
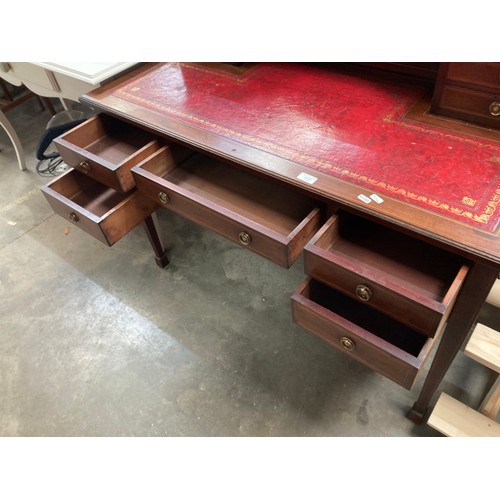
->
left=427, top=392, right=500, bottom=437
left=479, top=376, right=500, bottom=420
left=465, top=323, right=500, bottom=373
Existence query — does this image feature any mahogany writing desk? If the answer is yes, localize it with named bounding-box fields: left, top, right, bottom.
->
left=42, top=63, right=500, bottom=423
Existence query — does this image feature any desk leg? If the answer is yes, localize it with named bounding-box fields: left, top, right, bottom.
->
left=407, top=263, right=498, bottom=424
left=0, top=109, right=26, bottom=171
left=142, top=212, right=169, bottom=268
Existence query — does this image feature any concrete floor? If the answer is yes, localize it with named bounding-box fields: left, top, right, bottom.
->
left=1, top=94, right=499, bottom=437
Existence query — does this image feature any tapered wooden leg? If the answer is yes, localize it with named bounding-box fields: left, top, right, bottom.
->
left=407, top=264, right=498, bottom=424
left=142, top=212, right=169, bottom=268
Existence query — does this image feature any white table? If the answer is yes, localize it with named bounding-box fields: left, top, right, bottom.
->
left=0, top=62, right=138, bottom=170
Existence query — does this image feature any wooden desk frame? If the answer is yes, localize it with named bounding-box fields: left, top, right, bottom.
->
left=75, top=63, right=500, bottom=424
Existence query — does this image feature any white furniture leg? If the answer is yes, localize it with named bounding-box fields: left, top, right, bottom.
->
left=59, top=98, right=72, bottom=111
left=0, top=109, right=26, bottom=171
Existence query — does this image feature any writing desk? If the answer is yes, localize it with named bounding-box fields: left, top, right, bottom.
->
left=42, top=63, right=500, bottom=423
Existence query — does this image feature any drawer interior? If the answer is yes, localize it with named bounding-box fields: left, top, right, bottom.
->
left=313, top=211, right=466, bottom=303
left=140, top=148, right=319, bottom=237
left=62, top=115, right=156, bottom=165
left=305, top=279, right=427, bottom=356
left=51, top=170, right=130, bottom=217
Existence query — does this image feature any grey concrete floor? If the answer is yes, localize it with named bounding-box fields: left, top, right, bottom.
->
left=1, top=93, right=499, bottom=437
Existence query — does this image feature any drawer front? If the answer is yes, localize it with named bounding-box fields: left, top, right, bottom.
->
left=41, top=169, right=157, bottom=246
left=55, top=137, right=125, bottom=191
left=304, top=251, right=443, bottom=336
left=446, top=63, right=500, bottom=92
left=133, top=169, right=321, bottom=268
left=54, top=116, right=160, bottom=193
left=436, top=85, right=500, bottom=128
left=291, top=279, right=436, bottom=390
left=303, top=216, right=469, bottom=337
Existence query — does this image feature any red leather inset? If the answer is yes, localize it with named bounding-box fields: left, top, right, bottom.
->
left=113, top=63, right=500, bottom=232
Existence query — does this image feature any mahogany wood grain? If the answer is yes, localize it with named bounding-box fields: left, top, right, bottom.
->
left=77, top=62, right=500, bottom=422
left=405, top=93, right=500, bottom=143
left=142, top=212, right=169, bottom=268
left=351, top=62, right=438, bottom=82
left=291, top=278, right=437, bottom=390
left=54, top=114, right=159, bottom=192
left=41, top=169, right=157, bottom=246
left=446, top=62, right=500, bottom=91
left=303, top=213, right=469, bottom=336
left=435, top=85, right=500, bottom=129
left=132, top=148, right=322, bottom=268
left=164, top=155, right=318, bottom=235
left=432, top=62, right=500, bottom=129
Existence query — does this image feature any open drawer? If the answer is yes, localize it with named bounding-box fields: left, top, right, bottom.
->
left=291, top=278, right=439, bottom=390
left=131, top=146, right=322, bottom=268
left=303, top=213, right=469, bottom=337
left=53, top=114, right=160, bottom=192
left=41, top=169, right=158, bottom=246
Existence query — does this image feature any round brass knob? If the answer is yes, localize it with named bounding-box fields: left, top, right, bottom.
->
left=340, top=336, right=356, bottom=351
left=489, top=101, right=500, bottom=117
left=356, top=284, right=373, bottom=302
left=79, top=161, right=91, bottom=174
left=238, top=231, right=251, bottom=246
left=69, top=212, right=79, bottom=223
left=158, top=191, right=169, bottom=204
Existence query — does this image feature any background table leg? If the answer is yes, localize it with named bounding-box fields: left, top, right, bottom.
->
left=0, top=109, right=26, bottom=171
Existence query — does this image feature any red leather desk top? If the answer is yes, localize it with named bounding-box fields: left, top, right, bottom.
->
left=110, top=63, right=500, bottom=234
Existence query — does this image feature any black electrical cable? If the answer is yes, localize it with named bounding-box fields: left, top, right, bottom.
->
left=35, top=117, right=86, bottom=176
left=35, top=154, right=66, bottom=176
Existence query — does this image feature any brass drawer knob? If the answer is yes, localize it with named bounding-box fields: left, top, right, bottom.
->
left=79, top=161, right=91, bottom=174
left=238, top=231, right=251, bottom=246
left=356, top=284, right=373, bottom=301
left=69, top=212, right=79, bottom=223
left=489, top=101, right=500, bottom=117
left=158, top=191, right=170, bottom=204
left=340, top=336, right=356, bottom=351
